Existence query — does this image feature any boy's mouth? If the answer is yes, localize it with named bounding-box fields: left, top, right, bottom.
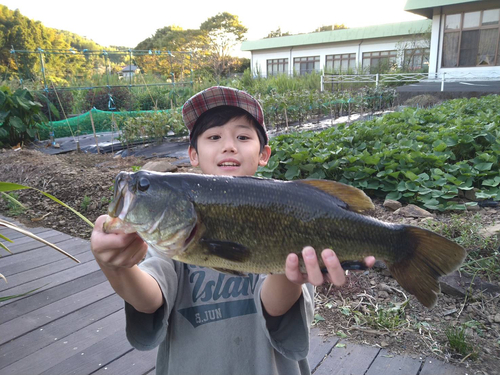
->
left=218, top=159, right=240, bottom=167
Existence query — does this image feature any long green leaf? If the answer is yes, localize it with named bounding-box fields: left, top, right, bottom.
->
left=0, top=233, right=14, bottom=243
left=0, top=219, right=80, bottom=263
left=0, top=181, right=94, bottom=228
left=0, top=285, right=47, bottom=302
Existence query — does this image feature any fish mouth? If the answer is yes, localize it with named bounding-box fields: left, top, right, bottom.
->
left=108, top=173, right=131, bottom=219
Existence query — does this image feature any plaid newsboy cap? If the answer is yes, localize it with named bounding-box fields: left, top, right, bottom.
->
left=182, top=86, right=267, bottom=143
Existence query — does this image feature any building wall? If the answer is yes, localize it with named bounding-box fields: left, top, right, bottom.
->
left=250, top=36, right=429, bottom=77
left=429, top=0, right=500, bottom=78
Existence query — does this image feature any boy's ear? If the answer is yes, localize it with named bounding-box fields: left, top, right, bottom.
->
left=188, top=145, right=199, bottom=167
left=258, top=145, right=272, bottom=167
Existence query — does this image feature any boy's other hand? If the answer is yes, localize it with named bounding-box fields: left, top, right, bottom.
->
left=90, top=215, right=148, bottom=270
left=285, top=246, right=376, bottom=287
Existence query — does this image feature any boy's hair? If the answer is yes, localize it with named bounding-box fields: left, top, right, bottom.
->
left=189, top=105, right=266, bottom=152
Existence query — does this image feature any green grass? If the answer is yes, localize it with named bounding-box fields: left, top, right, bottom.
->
left=445, top=325, right=478, bottom=359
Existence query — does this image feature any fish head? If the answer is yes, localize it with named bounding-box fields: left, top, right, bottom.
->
left=103, top=171, right=198, bottom=258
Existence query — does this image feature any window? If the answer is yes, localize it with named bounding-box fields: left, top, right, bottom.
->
left=442, top=9, right=500, bottom=67
left=403, top=48, right=430, bottom=71
left=293, top=56, right=320, bottom=75
left=362, top=50, right=397, bottom=73
left=267, top=58, right=288, bottom=76
left=325, top=53, right=356, bottom=73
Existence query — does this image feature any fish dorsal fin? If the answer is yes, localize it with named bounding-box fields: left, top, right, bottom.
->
left=296, top=180, right=374, bottom=213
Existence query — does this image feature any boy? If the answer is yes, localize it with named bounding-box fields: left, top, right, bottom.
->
left=91, top=86, right=375, bottom=375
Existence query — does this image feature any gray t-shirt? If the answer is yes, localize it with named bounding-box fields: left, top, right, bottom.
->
left=125, top=254, right=315, bottom=375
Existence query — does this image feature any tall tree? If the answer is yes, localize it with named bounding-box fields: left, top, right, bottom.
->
left=200, top=12, right=247, bottom=79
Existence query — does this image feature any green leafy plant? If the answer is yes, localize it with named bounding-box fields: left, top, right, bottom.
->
left=80, top=195, right=91, bottom=211
left=1, top=192, right=26, bottom=216
left=445, top=325, right=478, bottom=359
left=0, top=86, right=48, bottom=146
left=258, top=95, right=500, bottom=211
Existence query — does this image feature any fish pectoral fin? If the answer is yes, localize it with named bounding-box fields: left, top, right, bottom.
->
left=212, top=267, right=248, bottom=276
left=296, top=180, right=375, bottom=213
left=200, top=238, right=250, bottom=263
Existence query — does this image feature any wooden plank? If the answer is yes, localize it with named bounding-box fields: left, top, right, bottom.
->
left=0, top=270, right=106, bottom=323
left=0, top=238, right=89, bottom=277
left=39, top=330, right=134, bottom=375
left=0, top=249, right=94, bottom=292
left=0, top=310, right=126, bottom=375
left=0, top=232, right=72, bottom=255
left=92, top=348, right=157, bottom=375
left=0, top=292, right=123, bottom=370
left=0, top=227, right=50, bottom=241
left=419, top=358, right=465, bottom=375
left=366, top=349, right=422, bottom=375
left=0, top=260, right=100, bottom=306
left=308, top=328, right=339, bottom=373
left=0, top=227, right=66, bottom=243
left=0, top=281, right=116, bottom=345
left=314, top=340, right=380, bottom=375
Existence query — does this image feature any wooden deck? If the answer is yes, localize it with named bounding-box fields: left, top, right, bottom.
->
left=0, top=218, right=466, bottom=375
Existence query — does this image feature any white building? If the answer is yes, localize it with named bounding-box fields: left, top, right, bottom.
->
left=405, top=0, right=500, bottom=78
left=241, top=0, right=500, bottom=80
left=241, top=20, right=432, bottom=78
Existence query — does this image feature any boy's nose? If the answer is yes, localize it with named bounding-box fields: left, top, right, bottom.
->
left=221, top=140, right=237, bottom=153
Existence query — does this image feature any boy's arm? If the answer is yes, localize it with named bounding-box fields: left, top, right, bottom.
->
left=90, top=215, right=163, bottom=314
left=261, top=247, right=375, bottom=317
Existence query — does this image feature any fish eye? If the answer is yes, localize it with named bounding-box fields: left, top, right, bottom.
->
left=138, top=177, right=150, bottom=192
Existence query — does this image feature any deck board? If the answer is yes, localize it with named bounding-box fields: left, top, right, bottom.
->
left=0, top=220, right=466, bottom=375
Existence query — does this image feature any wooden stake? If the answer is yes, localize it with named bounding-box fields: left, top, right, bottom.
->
left=89, top=110, right=100, bottom=154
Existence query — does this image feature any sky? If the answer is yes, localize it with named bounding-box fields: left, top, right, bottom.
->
left=2, top=0, right=425, bottom=57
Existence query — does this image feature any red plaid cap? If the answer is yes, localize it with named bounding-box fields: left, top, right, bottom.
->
left=182, top=86, right=267, bottom=143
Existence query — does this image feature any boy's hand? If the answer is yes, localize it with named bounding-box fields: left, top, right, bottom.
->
left=285, top=246, right=376, bottom=287
left=90, top=215, right=148, bottom=270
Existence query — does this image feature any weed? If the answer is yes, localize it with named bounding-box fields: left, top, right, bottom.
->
left=421, top=214, right=500, bottom=282
left=1, top=192, right=26, bottom=216
left=80, top=196, right=91, bottom=212
left=445, top=325, right=478, bottom=359
left=131, top=166, right=141, bottom=172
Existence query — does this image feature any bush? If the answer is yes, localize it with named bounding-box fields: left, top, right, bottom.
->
left=83, top=87, right=133, bottom=111
left=34, top=89, right=75, bottom=120
left=0, top=86, right=47, bottom=146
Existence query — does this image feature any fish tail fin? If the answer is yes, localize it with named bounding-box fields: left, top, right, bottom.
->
left=387, top=226, right=466, bottom=308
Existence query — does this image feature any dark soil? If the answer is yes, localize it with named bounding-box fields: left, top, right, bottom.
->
left=1, top=148, right=499, bottom=375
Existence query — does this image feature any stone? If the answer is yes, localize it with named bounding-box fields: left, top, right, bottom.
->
left=394, top=204, right=433, bottom=218
left=378, top=291, right=390, bottom=298
left=479, top=224, right=500, bottom=239
left=141, top=160, right=178, bottom=173
left=383, top=199, right=402, bottom=211
left=494, top=313, right=500, bottom=324
left=439, top=271, right=500, bottom=298
left=378, top=283, right=392, bottom=293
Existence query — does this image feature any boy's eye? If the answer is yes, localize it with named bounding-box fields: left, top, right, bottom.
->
left=208, top=135, right=221, bottom=140
left=237, top=135, right=250, bottom=140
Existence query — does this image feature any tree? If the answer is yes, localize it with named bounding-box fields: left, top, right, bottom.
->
left=265, top=27, right=291, bottom=39
left=314, top=24, right=348, bottom=32
left=200, top=12, right=247, bottom=79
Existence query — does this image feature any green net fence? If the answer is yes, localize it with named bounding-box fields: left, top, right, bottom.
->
left=38, top=108, right=174, bottom=140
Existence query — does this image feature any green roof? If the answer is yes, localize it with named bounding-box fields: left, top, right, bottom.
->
left=405, top=0, right=484, bottom=18
left=241, top=20, right=432, bottom=52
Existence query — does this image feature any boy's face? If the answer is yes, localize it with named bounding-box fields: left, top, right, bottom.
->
left=188, top=116, right=271, bottom=177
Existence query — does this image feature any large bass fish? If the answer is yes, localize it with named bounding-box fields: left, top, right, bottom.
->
left=104, top=171, right=466, bottom=308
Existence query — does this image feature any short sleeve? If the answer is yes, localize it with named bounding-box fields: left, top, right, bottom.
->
left=254, top=279, right=315, bottom=361
left=125, top=254, right=180, bottom=351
